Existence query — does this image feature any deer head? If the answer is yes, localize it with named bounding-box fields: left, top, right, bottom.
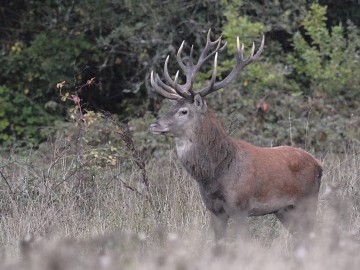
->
left=150, top=29, right=264, bottom=137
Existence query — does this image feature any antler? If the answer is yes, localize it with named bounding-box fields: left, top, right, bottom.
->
left=198, top=35, right=265, bottom=97
left=150, top=29, right=265, bottom=100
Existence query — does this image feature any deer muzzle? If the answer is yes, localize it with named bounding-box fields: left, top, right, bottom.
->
left=150, top=122, right=169, bottom=135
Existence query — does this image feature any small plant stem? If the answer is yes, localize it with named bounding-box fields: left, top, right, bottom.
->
left=0, top=170, right=15, bottom=200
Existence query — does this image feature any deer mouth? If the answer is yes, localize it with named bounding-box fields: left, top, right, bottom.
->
left=150, top=123, right=169, bottom=135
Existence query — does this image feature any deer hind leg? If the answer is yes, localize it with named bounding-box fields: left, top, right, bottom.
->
left=276, top=195, right=318, bottom=237
left=275, top=195, right=319, bottom=257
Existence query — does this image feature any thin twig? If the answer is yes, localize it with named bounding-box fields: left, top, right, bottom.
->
left=119, top=178, right=145, bottom=197
left=0, top=170, right=15, bottom=200
left=104, top=114, right=159, bottom=216
left=117, top=126, right=150, bottom=190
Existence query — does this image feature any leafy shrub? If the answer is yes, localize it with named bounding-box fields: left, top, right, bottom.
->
left=288, top=3, right=360, bottom=98
left=187, top=2, right=360, bottom=153
left=0, top=32, right=96, bottom=146
left=0, top=85, right=53, bottom=146
left=213, top=0, right=297, bottom=98
left=0, top=0, right=225, bottom=146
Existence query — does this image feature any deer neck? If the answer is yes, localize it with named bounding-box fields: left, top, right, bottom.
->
left=175, top=111, right=236, bottom=185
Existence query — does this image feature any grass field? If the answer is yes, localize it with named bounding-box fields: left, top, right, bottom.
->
left=0, top=137, right=359, bottom=269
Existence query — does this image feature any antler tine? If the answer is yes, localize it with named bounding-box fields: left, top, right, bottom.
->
left=163, top=55, right=175, bottom=87
left=196, top=40, right=227, bottom=72
left=203, top=28, right=220, bottom=50
left=173, top=70, right=182, bottom=95
left=176, top=41, right=187, bottom=72
left=250, top=42, right=255, bottom=58
left=207, top=52, right=218, bottom=91
left=237, top=37, right=245, bottom=61
left=207, top=29, right=223, bottom=47
left=163, top=56, right=190, bottom=98
left=199, top=35, right=265, bottom=97
left=196, top=29, right=223, bottom=68
left=254, top=35, right=265, bottom=58
left=155, top=73, right=177, bottom=94
left=175, top=41, right=196, bottom=96
left=150, top=71, right=182, bottom=100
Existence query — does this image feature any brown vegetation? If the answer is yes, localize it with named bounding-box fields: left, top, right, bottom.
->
left=0, top=137, right=359, bottom=269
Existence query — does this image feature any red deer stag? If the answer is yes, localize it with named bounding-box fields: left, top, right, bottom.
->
left=150, top=30, right=322, bottom=245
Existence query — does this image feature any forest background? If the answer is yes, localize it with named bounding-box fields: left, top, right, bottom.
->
left=0, top=0, right=359, bottom=151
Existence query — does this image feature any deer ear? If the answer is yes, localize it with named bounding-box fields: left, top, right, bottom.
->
left=194, top=94, right=207, bottom=112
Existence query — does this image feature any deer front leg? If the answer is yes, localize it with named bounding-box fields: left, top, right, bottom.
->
left=210, top=213, right=229, bottom=255
left=211, top=213, right=229, bottom=247
left=233, top=212, right=251, bottom=240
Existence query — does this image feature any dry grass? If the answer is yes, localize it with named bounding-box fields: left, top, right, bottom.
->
left=0, top=138, right=359, bottom=269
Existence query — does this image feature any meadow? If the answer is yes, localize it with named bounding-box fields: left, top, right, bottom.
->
left=0, top=127, right=359, bottom=269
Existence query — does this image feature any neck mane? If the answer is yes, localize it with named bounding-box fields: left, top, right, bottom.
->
left=175, top=111, right=236, bottom=184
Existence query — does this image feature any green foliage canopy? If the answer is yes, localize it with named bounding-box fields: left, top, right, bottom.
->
left=289, top=4, right=360, bottom=98
left=0, top=0, right=359, bottom=148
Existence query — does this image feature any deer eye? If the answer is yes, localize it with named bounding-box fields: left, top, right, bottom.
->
left=179, top=109, right=188, bottom=115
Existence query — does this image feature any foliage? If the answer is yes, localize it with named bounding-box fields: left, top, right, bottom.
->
left=0, top=1, right=359, bottom=148
left=53, top=80, right=130, bottom=169
left=0, top=30, right=96, bottom=145
left=0, top=0, right=225, bottom=146
left=188, top=1, right=359, bottom=153
left=319, top=0, right=360, bottom=27
left=0, top=85, right=53, bottom=146
left=288, top=4, right=360, bottom=98
left=213, top=0, right=299, bottom=98
left=162, top=88, right=359, bottom=153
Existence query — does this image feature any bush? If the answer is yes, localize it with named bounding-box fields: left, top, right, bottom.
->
left=0, top=31, right=96, bottom=146
left=288, top=4, right=360, bottom=98
left=0, top=85, right=54, bottom=146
